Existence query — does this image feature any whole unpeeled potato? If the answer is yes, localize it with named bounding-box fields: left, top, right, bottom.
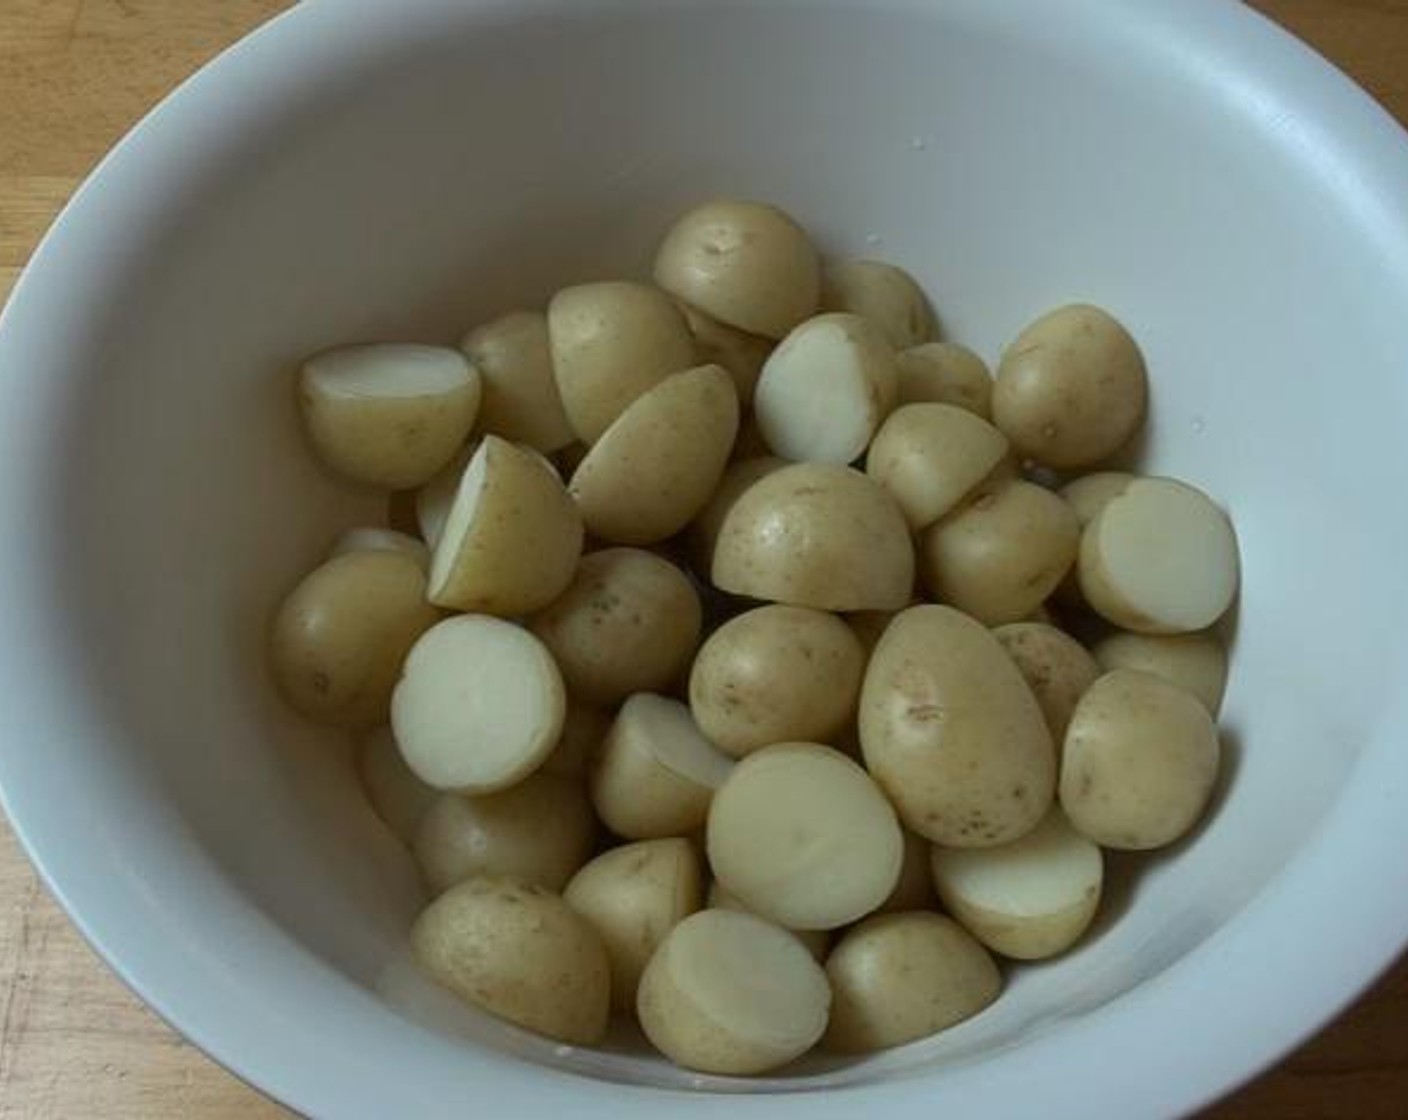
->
left=461, top=310, right=575, bottom=453
left=895, top=342, right=993, bottom=418
left=821, top=259, right=935, bottom=350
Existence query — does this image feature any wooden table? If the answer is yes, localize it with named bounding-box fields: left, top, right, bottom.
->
left=2, top=2, right=1406, bottom=1116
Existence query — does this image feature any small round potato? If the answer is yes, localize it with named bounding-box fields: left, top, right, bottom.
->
left=993, top=622, right=1101, bottom=743
left=569, top=364, right=739, bottom=544
left=895, top=342, right=993, bottom=418
left=269, top=551, right=440, bottom=729
left=1060, top=669, right=1221, bottom=850
left=299, top=344, right=482, bottom=489
left=637, top=908, right=830, bottom=1074
left=564, top=838, right=704, bottom=1011
left=1059, top=471, right=1135, bottom=527
left=461, top=310, right=575, bottom=453
left=689, top=605, right=866, bottom=758
left=413, top=771, right=596, bottom=894
left=920, top=479, right=1080, bottom=626
left=931, top=809, right=1103, bottom=960
left=686, top=455, right=787, bottom=573
left=866, top=403, right=1011, bottom=529
left=877, top=827, right=939, bottom=913
left=391, top=615, right=566, bottom=792
left=590, top=694, right=734, bottom=839
left=542, top=703, right=612, bottom=778
left=823, top=912, right=1001, bottom=1054
left=329, top=526, right=431, bottom=570
left=859, top=605, right=1056, bottom=847
left=414, top=442, right=478, bottom=547
left=653, top=200, right=821, bottom=340
left=529, top=549, right=702, bottom=708
left=676, top=301, right=773, bottom=406
left=359, top=725, right=438, bottom=843
left=548, top=281, right=697, bottom=444
left=426, top=435, right=583, bottom=615
left=713, top=464, right=914, bottom=612
left=821, top=259, right=935, bottom=350
left=993, top=304, right=1148, bottom=468
left=412, top=876, right=610, bottom=1045
left=753, top=313, right=899, bottom=464
left=1093, top=630, right=1229, bottom=715
left=708, top=743, right=903, bottom=930
left=705, top=881, right=830, bottom=961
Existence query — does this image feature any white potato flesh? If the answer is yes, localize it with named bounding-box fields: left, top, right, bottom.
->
left=708, top=743, right=903, bottom=930
left=930, top=809, right=1103, bottom=960
left=589, top=694, right=734, bottom=839
left=414, top=441, right=479, bottom=548
left=542, top=703, right=612, bottom=778
left=753, top=313, right=898, bottom=464
left=993, top=622, right=1101, bottom=743
left=676, top=301, right=773, bottom=406
left=564, top=838, right=704, bottom=1011
left=391, top=615, right=566, bottom=793
left=1093, top=630, right=1229, bottom=715
left=653, top=200, right=821, bottom=340
left=821, top=259, right=935, bottom=350
left=358, top=725, right=438, bottom=844
left=461, top=310, right=575, bottom=453
left=329, top=526, right=430, bottom=571
left=865, top=403, right=1011, bottom=529
left=637, top=908, right=830, bottom=1075
left=1060, top=669, right=1221, bottom=850
left=686, top=455, right=787, bottom=573
left=299, top=344, right=482, bottom=488
left=569, top=364, right=739, bottom=544
left=1078, top=477, right=1240, bottom=633
left=1059, top=471, right=1136, bottom=527
left=428, top=435, right=583, bottom=615
left=705, top=881, right=830, bottom=961
left=895, top=342, right=993, bottom=418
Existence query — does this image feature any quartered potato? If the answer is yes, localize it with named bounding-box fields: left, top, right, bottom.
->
left=461, top=310, right=575, bottom=453
left=821, top=259, right=935, bottom=350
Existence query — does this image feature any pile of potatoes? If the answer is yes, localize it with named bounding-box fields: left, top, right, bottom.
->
left=269, top=199, right=1239, bottom=1075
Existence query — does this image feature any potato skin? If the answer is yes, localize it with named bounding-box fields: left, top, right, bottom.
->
left=895, top=342, right=993, bottom=418
left=821, top=259, right=935, bottom=350
left=461, top=310, right=575, bottom=453
left=676, top=301, right=773, bottom=406
left=1092, top=630, right=1229, bottom=716
left=687, top=456, right=787, bottom=573
left=993, top=622, right=1101, bottom=743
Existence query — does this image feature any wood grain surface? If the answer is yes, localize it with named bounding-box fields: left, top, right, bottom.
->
left=1, top=2, right=1406, bottom=1116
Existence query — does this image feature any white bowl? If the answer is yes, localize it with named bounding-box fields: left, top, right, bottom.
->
left=2, top=1, right=1408, bottom=1115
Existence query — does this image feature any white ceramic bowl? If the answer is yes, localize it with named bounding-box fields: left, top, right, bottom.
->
left=3, top=1, right=1408, bottom=1115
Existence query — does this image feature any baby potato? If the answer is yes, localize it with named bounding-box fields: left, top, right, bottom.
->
left=686, top=455, right=787, bottom=573
left=269, top=551, right=440, bottom=729
left=821, top=259, right=935, bottom=350
left=414, top=442, right=478, bottom=547
left=1093, top=630, right=1229, bottom=716
left=391, top=615, right=565, bottom=793
left=676, top=301, right=773, bottom=406
left=823, top=912, right=1001, bottom=1054
left=299, top=344, right=482, bottom=489
left=428, top=435, right=583, bottom=615
left=564, top=838, right=704, bottom=1011
left=860, top=605, right=1056, bottom=847
left=569, top=364, right=739, bottom=544
left=529, top=549, right=702, bottom=708
left=1060, top=471, right=1135, bottom=527
left=877, top=827, right=939, bottom=913
left=708, top=743, right=902, bottom=930
left=590, top=693, right=734, bottom=839
left=895, top=342, right=994, bottom=418
left=654, top=200, right=821, bottom=340
left=329, top=526, right=431, bottom=570
left=412, top=876, right=610, bottom=1045
left=637, top=908, right=830, bottom=1075
left=358, top=725, right=438, bottom=843
left=931, top=809, right=1103, bottom=960
left=920, top=479, right=1080, bottom=626
left=413, top=771, right=596, bottom=894
left=1078, top=476, right=1240, bottom=633
left=705, top=881, right=830, bottom=961
left=753, top=313, right=899, bottom=464
left=542, top=703, right=612, bottom=779
left=866, top=403, right=1011, bottom=529
left=689, top=605, right=865, bottom=758
left=993, top=304, right=1148, bottom=469
left=713, top=463, right=914, bottom=612
left=548, top=281, right=697, bottom=444
left=1061, top=669, right=1221, bottom=850
left=993, top=622, right=1101, bottom=743
left=461, top=310, right=575, bottom=453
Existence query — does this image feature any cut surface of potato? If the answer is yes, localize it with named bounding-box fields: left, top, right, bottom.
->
left=330, top=526, right=431, bottom=570
left=993, top=622, right=1101, bottom=743
left=706, top=882, right=830, bottom=961
left=676, top=301, right=773, bottom=406
left=821, top=259, right=935, bottom=350
left=414, top=442, right=478, bottom=548
left=359, top=725, right=438, bottom=844
left=461, top=310, right=575, bottom=453
left=866, top=403, right=1010, bottom=529
left=1093, top=630, right=1229, bottom=715
left=391, top=615, right=565, bottom=793
left=895, top=342, right=993, bottom=418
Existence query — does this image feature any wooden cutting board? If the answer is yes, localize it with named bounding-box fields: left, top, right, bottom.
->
left=1, top=2, right=1405, bottom=1116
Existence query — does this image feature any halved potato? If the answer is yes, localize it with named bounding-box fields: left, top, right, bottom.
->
left=1060, top=471, right=1136, bottom=527
left=1092, top=630, right=1229, bottom=715
left=821, top=259, right=935, bottom=349
left=329, top=526, right=431, bottom=570
left=686, top=455, right=788, bottom=573
left=358, top=725, right=438, bottom=843
left=676, top=301, right=773, bottom=405
left=461, top=310, right=575, bottom=453
left=866, top=403, right=1010, bottom=529
left=414, top=442, right=478, bottom=547
left=705, top=881, right=830, bottom=961
left=895, top=342, right=993, bottom=418
left=993, top=622, right=1101, bottom=743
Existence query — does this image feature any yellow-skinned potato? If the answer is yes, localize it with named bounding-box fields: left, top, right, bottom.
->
left=269, top=551, right=440, bottom=730
left=686, top=455, right=787, bottom=573
left=920, top=479, right=1080, bottom=626
left=705, top=881, right=830, bottom=961
left=823, top=912, right=1001, bottom=1054
left=1093, top=630, right=1229, bottom=716
left=993, top=304, right=1148, bottom=469
left=569, top=364, right=739, bottom=544
left=329, top=526, right=430, bottom=571
left=676, top=301, right=773, bottom=406
left=358, top=725, right=438, bottom=843
left=428, top=435, right=583, bottom=615
left=931, top=809, right=1103, bottom=960
left=653, top=200, right=821, bottom=340
left=412, top=876, right=610, bottom=1045
left=713, top=463, right=914, bottom=612
left=413, top=772, right=596, bottom=894
left=860, top=605, right=1056, bottom=847
left=877, top=827, right=939, bottom=913
left=299, top=344, right=482, bottom=489
left=529, top=549, right=702, bottom=708
left=461, top=310, right=575, bottom=453
left=821, top=259, right=935, bottom=349
left=896, top=342, right=993, bottom=418
left=1060, top=669, right=1221, bottom=850
left=1060, top=471, right=1136, bottom=527
left=689, top=605, right=865, bottom=758
left=542, top=703, right=612, bottom=779
left=637, top=908, right=830, bottom=1074
left=993, top=622, right=1101, bottom=743
left=564, top=838, right=704, bottom=1011
left=548, top=281, right=697, bottom=444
